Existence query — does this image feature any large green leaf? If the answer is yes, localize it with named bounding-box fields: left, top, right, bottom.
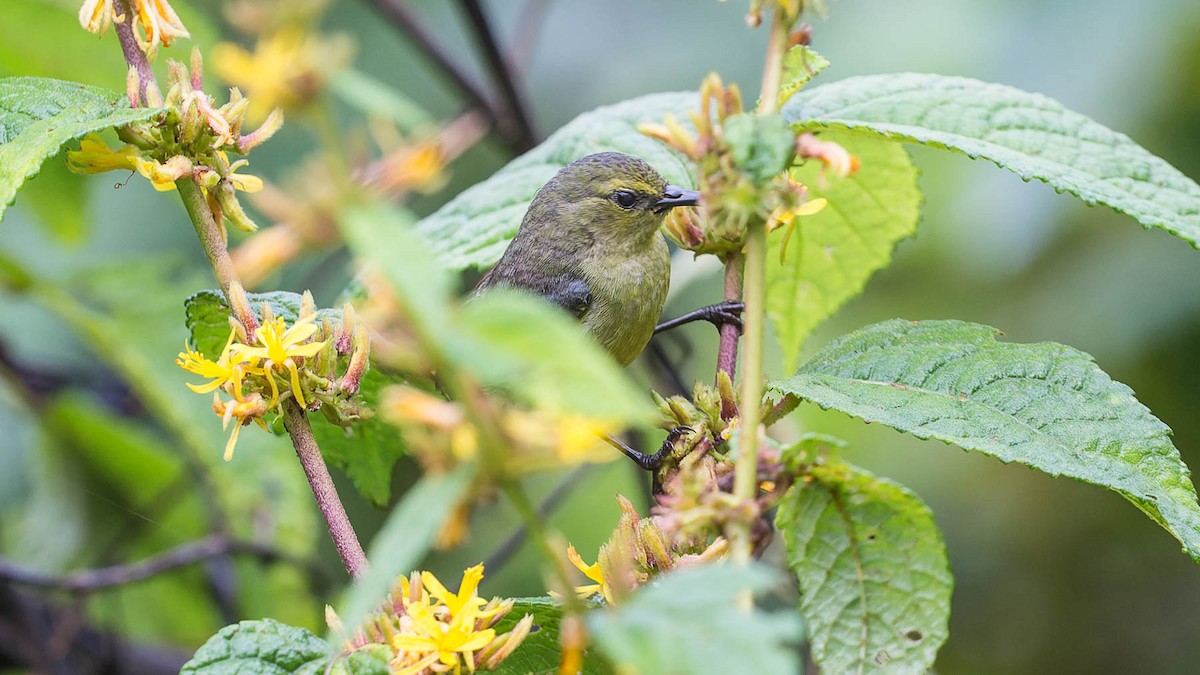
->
left=770, top=319, right=1200, bottom=561
left=184, top=288, right=406, bottom=505
left=181, top=619, right=330, bottom=674
left=767, top=133, right=920, bottom=371
left=588, top=563, right=802, bottom=675
left=333, top=463, right=478, bottom=637
left=784, top=74, right=1200, bottom=247
left=414, top=92, right=696, bottom=270
left=491, top=598, right=609, bottom=675
left=776, top=461, right=952, bottom=674
left=0, top=76, right=163, bottom=223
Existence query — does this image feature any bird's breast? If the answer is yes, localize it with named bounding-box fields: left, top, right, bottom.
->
left=579, top=235, right=670, bottom=366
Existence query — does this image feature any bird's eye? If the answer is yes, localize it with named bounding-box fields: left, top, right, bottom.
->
left=612, top=190, right=637, bottom=209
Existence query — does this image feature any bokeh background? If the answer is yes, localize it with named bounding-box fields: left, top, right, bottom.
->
left=2, top=0, right=1199, bottom=672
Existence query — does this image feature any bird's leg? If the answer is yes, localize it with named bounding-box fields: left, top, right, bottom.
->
left=603, top=426, right=693, bottom=471
left=654, top=300, right=745, bottom=335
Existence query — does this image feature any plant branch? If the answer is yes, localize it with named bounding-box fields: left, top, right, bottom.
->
left=716, top=251, right=744, bottom=413
left=176, top=179, right=237, bottom=301
left=113, top=0, right=158, bottom=105
left=366, top=0, right=516, bottom=149
left=282, top=401, right=368, bottom=579
left=459, top=0, right=538, bottom=151
left=0, top=535, right=288, bottom=593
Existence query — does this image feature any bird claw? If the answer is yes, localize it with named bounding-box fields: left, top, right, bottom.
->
left=613, top=425, right=694, bottom=471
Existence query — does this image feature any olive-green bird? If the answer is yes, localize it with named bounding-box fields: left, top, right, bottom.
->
left=476, top=151, right=740, bottom=366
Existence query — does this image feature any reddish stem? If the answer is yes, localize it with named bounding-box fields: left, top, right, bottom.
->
left=112, top=0, right=157, bottom=105
left=716, top=251, right=744, bottom=418
left=282, top=401, right=368, bottom=579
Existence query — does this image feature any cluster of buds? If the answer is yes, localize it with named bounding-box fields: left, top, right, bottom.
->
left=379, top=385, right=619, bottom=475
left=639, top=73, right=842, bottom=258
left=328, top=564, right=533, bottom=675
left=67, top=48, right=283, bottom=238
left=565, top=495, right=729, bottom=606
left=176, top=284, right=370, bottom=460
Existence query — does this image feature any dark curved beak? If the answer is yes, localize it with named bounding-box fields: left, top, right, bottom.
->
left=654, top=185, right=701, bottom=213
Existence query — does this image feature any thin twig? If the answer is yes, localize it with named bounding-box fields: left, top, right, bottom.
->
left=112, top=0, right=157, bottom=105
left=483, top=464, right=591, bottom=575
left=0, top=536, right=287, bottom=593
left=366, top=0, right=512, bottom=145
left=282, top=401, right=369, bottom=580
left=511, top=0, right=553, bottom=73
left=176, top=179, right=237, bottom=301
left=459, top=0, right=538, bottom=151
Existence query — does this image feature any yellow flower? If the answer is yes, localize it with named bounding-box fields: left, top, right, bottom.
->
left=211, top=28, right=349, bottom=122
left=420, top=564, right=495, bottom=623
left=392, top=603, right=496, bottom=674
left=222, top=154, right=264, bottom=193
left=567, top=545, right=613, bottom=604
left=231, top=313, right=326, bottom=409
left=133, top=155, right=193, bottom=191
left=78, top=0, right=190, bottom=59
left=176, top=330, right=258, bottom=395
left=212, top=392, right=268, bottom=461
left=768, top=195, right=828, bottom=263
left=66, top=133, right=140, bottom=174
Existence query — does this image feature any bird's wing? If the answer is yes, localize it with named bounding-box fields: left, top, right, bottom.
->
left=543, top=273, right=591, bottom=320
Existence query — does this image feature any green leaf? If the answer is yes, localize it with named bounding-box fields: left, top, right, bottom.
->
left=770, top=319, right=1200, bottom=561
left=310, top=368, right=408, bottom=506
left=329, top=69, right=434, bottom=134
left=783, top=74, right=1200, bottom=247
left=723, top=113, right=795, bottom=184
left=453, top=289, right=654, bottom=424
left=184, top=288, right=406, bottom=504
left=779, top=45, right=830, bottom=105
left=414, top=92, right=696, bottom=270
left=491, top=597, right=609, bottom=675
left=776, top=461, right=952, bottom=674
left=767, top=133, right=920, bottom=371
left=0, top=76, right=163, bottom=223
left=181, top=619, right=330, bottom=673
left=334, top=463, right=478, bottom=637
left=588, top=563, right=802, bottom=675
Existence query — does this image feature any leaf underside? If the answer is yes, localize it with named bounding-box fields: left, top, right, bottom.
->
left=0, top=76, right=162, bottom=223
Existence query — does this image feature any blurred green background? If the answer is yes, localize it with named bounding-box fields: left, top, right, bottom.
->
left=2, top=0, right=1199, bottom=672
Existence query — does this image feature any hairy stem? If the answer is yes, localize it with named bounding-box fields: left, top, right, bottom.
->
left=716, top=251, right=744, bottom=414
left=113, top=0, right=158, bottom=105
left=729, top=225, right=767, bottom=563
left=730, top=4, right=793, bottom=564
left=176, top=179, right=237, bottom=301
left=282, top=401, right=368, bottom=580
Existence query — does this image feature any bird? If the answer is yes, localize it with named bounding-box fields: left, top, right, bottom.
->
left=475, top=151, right=739, bottom=367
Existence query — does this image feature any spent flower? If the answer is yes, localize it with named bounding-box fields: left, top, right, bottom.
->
left=79, top=0, right=190, bottom=59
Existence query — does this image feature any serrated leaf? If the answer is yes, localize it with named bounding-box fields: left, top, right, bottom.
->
left=491, top=598, right=609, bottom=674
left=776, top=461, right=952, bottom=674
left=181, top=618, right=330, bottom=673
left=334, top=463, right=478, bottom=637
left=414, top=92, right=696, bottom=270
left=783, top=73, right=1200, bottom=247
left=779, top=45, right=830, bottom=105
left=0, top=76, right=163, bottom=223
left=588, top=564, right=801, bottom=675
left=770, top=319, right=1200, bottom=561
left=184, top=288, right=405, bottom=504
left=453, top=289, right=653, bottom=424
left=767, top=133, right=920, bottom=370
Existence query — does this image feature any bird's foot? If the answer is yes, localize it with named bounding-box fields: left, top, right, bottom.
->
left=654, top=301, right=745, bottom=335
left=606, top=426, right=693, bottom=471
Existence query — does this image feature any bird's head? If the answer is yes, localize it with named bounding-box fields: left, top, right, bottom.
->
left=524, top=152, right=699, bottom=248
